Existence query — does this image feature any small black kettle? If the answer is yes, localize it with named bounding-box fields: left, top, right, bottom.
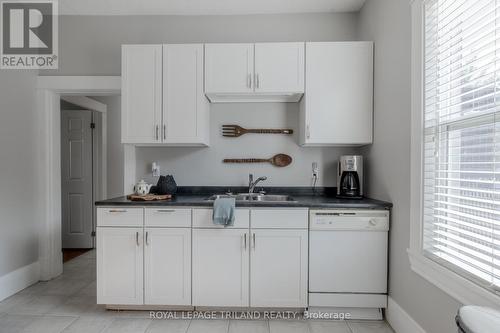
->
left=156, top=175, right=177, bottom=195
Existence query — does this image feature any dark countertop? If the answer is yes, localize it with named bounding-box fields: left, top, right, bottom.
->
left=96, top=187, right=392, bottom=210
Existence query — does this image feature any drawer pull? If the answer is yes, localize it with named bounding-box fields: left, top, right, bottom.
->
left=156, top=209, right=175, bottom=213
left=109, top=209, right=127, bottom=213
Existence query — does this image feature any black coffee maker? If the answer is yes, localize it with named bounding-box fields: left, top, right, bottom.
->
left=337, top=155, right=363, bottom=199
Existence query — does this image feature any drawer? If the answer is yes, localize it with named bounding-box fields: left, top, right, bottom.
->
left=193, top=209, right=249, bottom=228
left=97, top=207, right=143, bottom=227
left=251, top=209, right=308, bottom=229
left=145, top=208, right=191, bottom=227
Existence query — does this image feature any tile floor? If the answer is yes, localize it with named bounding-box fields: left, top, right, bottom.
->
left=0, top=250, right=394, bottom=333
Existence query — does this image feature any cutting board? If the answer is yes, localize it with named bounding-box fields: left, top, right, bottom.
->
left=127, top=194, right=172, bottom=201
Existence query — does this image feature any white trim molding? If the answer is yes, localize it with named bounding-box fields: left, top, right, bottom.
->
left=0, top=262, right=40, bottom=301
left=36, top=76, right=120, bottom=281
left=409, top=0, right=500, bottom=307
left=386, top=297, right=426, bottom=333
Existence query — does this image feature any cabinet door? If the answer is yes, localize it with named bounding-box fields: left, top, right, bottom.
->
left=144, top=228, right=191, bottom=305
left=192, top=229, right=249, bottom=307
left=163, top=44, right=209, bottom=145
left=250, top=229, right=308, bottom=308
left=122, top=45, right=162, bottom=144
left=205, top=43, right=254, bottom=94
left=301, top=42, right=373, bottom=146
left=254, top=42, right=304, bottom=93
left=97, top=227, right=143, bottom=305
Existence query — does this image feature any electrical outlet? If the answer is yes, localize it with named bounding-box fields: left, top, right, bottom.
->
left=152, top=162, right=160, bottom=177
left=312, top=162, right=319, bottom=179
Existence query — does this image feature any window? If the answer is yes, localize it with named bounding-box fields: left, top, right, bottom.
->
left=423, top=0, right=500, bottom=293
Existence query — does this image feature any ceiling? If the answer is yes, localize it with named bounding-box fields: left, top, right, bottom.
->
left=60, top=0, right=366, bottom=16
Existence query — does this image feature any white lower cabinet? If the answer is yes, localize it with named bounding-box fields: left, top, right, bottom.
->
left=97, top=207, right=308, bottom=309
left=250, top=229, right=308, bottom=307
left=192, top=228, right=249, bottom=307
left=144, top=228, right=191, bottom=305
left=97, top=227, right=144, bottom=305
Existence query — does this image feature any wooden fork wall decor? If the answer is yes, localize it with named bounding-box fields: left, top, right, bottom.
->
left=222, top=125, right=293, bottom=137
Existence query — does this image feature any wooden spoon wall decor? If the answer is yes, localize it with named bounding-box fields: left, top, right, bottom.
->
left=222, top=125, right=293, bottom=137
left=223, top=154, right=292, bottom=167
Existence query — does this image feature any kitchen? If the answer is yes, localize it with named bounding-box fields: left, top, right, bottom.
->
left=0, top=1, right=498, bottom=333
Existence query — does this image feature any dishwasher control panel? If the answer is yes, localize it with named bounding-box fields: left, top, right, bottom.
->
left=309, top=210, right=389, bottom=231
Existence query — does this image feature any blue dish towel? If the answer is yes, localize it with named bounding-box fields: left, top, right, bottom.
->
left=213, top=197, right=236, bottom=227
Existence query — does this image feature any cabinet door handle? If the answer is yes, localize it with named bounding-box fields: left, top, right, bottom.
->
left=256, top=74, right=260, bottom=88
left=243, top=233, right=247, bottom=250
left=247, top=74, right=252, bottom=88
left=136, top=232, right=140, bottom=246
left=108, top=209, right=127, bottom=213
left=155, top=125, right=159, bottom=141
left=306, top=124, right=311, bottom=139
left=163, top=124, right=166, bottom=140
left=252, top=233, right=256, bottom=249
left=145, top=231, right=149, bottom=245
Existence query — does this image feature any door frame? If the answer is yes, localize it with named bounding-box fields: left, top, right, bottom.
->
left=60, top=99, right=105, bottom=249
left=37, top=76, right=120, bottom=280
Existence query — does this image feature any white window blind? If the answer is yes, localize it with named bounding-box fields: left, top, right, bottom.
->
left=423, top=0, right=500, bottom=292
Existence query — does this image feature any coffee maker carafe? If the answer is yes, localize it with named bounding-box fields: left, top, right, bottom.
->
left=337, top=155, right=363, bottom=199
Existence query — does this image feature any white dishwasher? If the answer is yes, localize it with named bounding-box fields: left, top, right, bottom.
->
left=308, top=210, right=389, bottom=320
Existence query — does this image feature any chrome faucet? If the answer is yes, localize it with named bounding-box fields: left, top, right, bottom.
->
left=249, top=174, right=267, bottom=193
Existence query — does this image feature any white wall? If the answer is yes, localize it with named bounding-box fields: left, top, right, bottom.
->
left=136, top=103, right=356, bottom=186
left=357, top=1, right=461, bottom=332
left=91, top=96, right=124, bottom=197
left=0, top=71, right=39, bottom=277
left=45, top=13, right=361, bottom=188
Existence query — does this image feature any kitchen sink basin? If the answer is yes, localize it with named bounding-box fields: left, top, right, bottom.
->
left=206, top=193, right=296, bottom=203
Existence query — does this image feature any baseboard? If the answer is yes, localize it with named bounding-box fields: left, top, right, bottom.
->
left=0, top=261, right=40, bottom=301
left=386, top=297, right=426, bottom=333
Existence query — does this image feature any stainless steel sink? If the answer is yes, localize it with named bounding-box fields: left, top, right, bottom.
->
left=206, top=193, right=296, bottom=202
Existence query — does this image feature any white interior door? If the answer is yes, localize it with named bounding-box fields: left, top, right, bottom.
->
left=254, top=42, right=304, bottom=93
left=61, top=109, right=94, bottom=249
left=144, top=228, right=191, bottom=305
left=192, top=229, right=249, bottom=307
left=250, top=229, right=308, bottom=307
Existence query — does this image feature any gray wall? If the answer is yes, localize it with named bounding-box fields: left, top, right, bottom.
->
left=44, top=13, right=358, bottom=76
left=47, top=13, right=360, bottom=188
left=0, top=71, right=39, bottom=277
left=136, top=103, right=355, bottom=186
left=91, top=96, right=124, bottom=197
left=357, top=1, right=461, bottom=332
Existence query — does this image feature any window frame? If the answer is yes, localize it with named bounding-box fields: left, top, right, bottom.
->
left=409, top=0, right=500, bottom=307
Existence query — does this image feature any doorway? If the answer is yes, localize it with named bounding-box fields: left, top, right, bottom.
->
left=37, top=76, right=122, bottom=280
left=60, top=108, right=101, bottom=253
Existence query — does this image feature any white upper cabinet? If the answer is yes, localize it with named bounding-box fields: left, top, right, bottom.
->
left=163, top=44, right=209, bottom=145
left=254, top=42, right=304, bottom=94
left=300, top=42, right=374, bottom=146
left=121, top=45, right=162, bottom=144
left=205, top=43, right=304, bottom=102
left=204, top=43, right=254, bottom=95
left=121, top=44, right=209, bottom=146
